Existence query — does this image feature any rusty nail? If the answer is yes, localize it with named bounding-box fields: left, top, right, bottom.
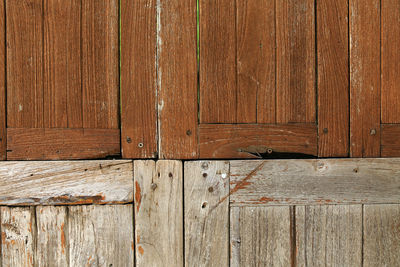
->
left=151, top=183, right=157, bottom=190
left=208, top=187, right=214, bottom=193
left=126, top=137, right=132, bottom=143
left=138, top=142, right=144, bottom=148
left=323, top=128, right=328, bottom=134
left=202, top=173, right=208, bottom=178
left=186, top=129, right=192, bottom=136
left=201, top=202, right=207, bottom=209
left=370, top=128, right=376, bottom=135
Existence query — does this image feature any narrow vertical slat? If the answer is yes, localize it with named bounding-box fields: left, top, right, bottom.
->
left=184, top=161, right=230, bottom=266
left=82, top=0, right=119, bottom=129
left=364, top=204, right=400, bottom=266
left=236, top=0, right=275, bottom=123
left=36, top=206, right=68, bottom=266
left=121, top=0, right=157, bottom=158
left=1, top=207, right=35, bottom=267
left=158, top=0, right=198, bottom=159
left=381, top=0, right=400, bottom=123
left=230, top=206, right=291, bottom=266
left=350, top=0, right=380, bottom=157
left=6, top=0, right=43, bottom=128
left=317, top=0, right=349, bottom=157
left=0, top=0, right=5, bottom=160
left=43, top=0, right=82, bottom=128
left=68, top=205, right=134, bottom=267
left=276, top=0, right=315, bottom=123
left=295, top=205, right=362, bottom=266
left=134, top=160, right=183, bottom=267
left=199, top=0, right=236, bottom=123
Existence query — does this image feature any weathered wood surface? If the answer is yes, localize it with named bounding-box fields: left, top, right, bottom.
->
left=0, top=160, right=133, bottom=205
left=230, top=206, right=291, bottom=267
left=381, top=124, right=400, bottom=157
left=0, top=0, right=5, bottom=160
left=295, top=205, right=362, bottom=266
left=184, top=161, right=230, bottom=266
left=134, top=160, right=183, bottom=267
left=363, top=204, right=400, bottom=266
left=230, top=159, right=400, bottom=205
left=69, top=205, right=134, bottom=267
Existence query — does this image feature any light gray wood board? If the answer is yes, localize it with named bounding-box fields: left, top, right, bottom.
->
left=0, top=160, right=133, bottom=205
left=230, top=159, right=400, bottom=205
left=184, top=161, right=230, bottom=267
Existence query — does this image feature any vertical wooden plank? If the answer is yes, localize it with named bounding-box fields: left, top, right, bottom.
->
left=1, top=207, right=35, bottom=267
left=134, top=160, right=183, bottom=267
left=295, top=205, right=362, bottom=266
left=0, top=0, right=5, bottom=160
left=381, top=0, right=400, bottom=123
left=230, top=206, right=291, bottom=267
left=82, top=0, right=119, bottom=129
left=350, top=0, right=380, bottom=157
left=236, top=0, right=275, bottom=123
left=276, top=0, right=315, bottom=123
left=199, top=0, right=236, bottom=123
left=184, top=161, right=230, bottom=266
left=69, top=205, right=134, bottom=267
left=121, top=0, right=157, bottom=158
left=364, top=204, right=400, bottom=266
left=43, top=0, right=82, bottom=128
left=36, top=206, right=68, bottom=266
left=6, top=0, right=43, bottom=128
left=158, top=0, right=198, bottom=159
left=317, top=0, right=349, bottom=157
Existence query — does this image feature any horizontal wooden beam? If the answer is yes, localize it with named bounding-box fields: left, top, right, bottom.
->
left=7, top=128, right=120, bottom=160
left=0, top=160, right=133, bottom=205
left=230, top=158, right=400, bottom=205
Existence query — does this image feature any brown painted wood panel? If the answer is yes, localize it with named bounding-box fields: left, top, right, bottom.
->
left=350, top=0, right=380, bottom=157
left=7, top=128, right=120, bottom=160
left=0, top=0, right=5, bottom=160
left=158, top=0, right=198, bottom=159
left=276, top=0, right=315, bottom=123
left=381, top=124, right=400, bottom=157
left=236, top=0, right=275, bottom=123
left=317, top=0, right=349, bottom=157
left=199, top=0, right=236, bottom=123
left=121, top=0, right=157, bottom=158
left=82, top=0, right=119, bottom=129
left=6, top=0, right=44, bottom=128
left=199, top=124, right=317, bottom=158
left=43, top=0, right=82, bottom=128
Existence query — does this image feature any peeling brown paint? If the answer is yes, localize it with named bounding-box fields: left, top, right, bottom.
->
left=60, top=223, right=66, bottom=254
left=135, top=181, right=142, bottom=213
left=138, top=245, right=144, bottom=255
left=131, top=241, right=135, bottom=251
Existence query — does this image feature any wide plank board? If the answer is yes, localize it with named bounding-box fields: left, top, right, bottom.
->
left=0, top=0, right=5, bottom=160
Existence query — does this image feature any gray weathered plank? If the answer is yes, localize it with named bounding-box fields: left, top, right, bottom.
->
left=36, top=206, right=68, bottom=266
left=184, top=161, right=230, bottom=266
left=0, top=160, right=133, bottom=205
left=230, top=206, right=291, bottom=267
left=295, top=205, right=362, bottom=266
left=230, top=159, right=400, bottom=205
left=69, top=205, right=134, bottom=267
left=364, top=204, right=400, bottom=266
left=134, top=160, right=183, bottom=267
left=1, top=207, right=35, bottom=267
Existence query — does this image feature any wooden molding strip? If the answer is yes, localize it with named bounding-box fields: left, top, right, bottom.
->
left=7, top=128, right=120, bottom=160
left=0, top=160, right=133, bottom=205
left=230, top=158, right=400, bottom=205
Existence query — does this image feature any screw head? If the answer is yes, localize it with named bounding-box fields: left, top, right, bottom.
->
left=151, top=183, right=157, bottom=190
left=201, top=162, right=209, bottom=170
left=138, top=142, right=144, bottom=148
left=126, top=137, right=132, bottom=143
left=186, top=129, right=192, bottom=136
left=370, top=128, right=376, bottom=135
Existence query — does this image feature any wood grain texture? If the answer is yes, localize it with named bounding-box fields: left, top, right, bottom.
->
left=350, top=0, right=380, bottom=157
left=381, top=124, right=400, bottom=157
left=230, top=159, right=400, bottom=206
left=199, top=0, right=236, bottom=123
left=184, top=161, right=230, bottom=266
left=317, top=0, right=349, bottom=157
left=158, top=0, right=198, bottom=159
left=230, top=206, right=291, bottom=267
left=0, top=160, right=133, bottom=205
left=276, top=0, right=315, bottom=123
left=1, top=207, right=35, bottom=267
left=82, top=0, right=119, bottom=129
left=36, top=206, right=68, bottom=266
left=43, top=0, right=82, bottom=128
left=6, top=0, right=44, bottom=128
left=295, top=205, right=362, bottom=266
left=363, top=204, right=400, bottom=267
left=236, top=0, right=275, bottom=123
left=381, top=0, right=400, bottom=123
left=199, top=124, right=317, bottom=158
left=134, top=160, right=183, bottom=267
left=7, top=128, right=120, bottom=160
left=0, top=0, right=5, bottom=160
left=121, top=0, right=157, bottom=158
left=69, top=205, right=134, bottom=267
